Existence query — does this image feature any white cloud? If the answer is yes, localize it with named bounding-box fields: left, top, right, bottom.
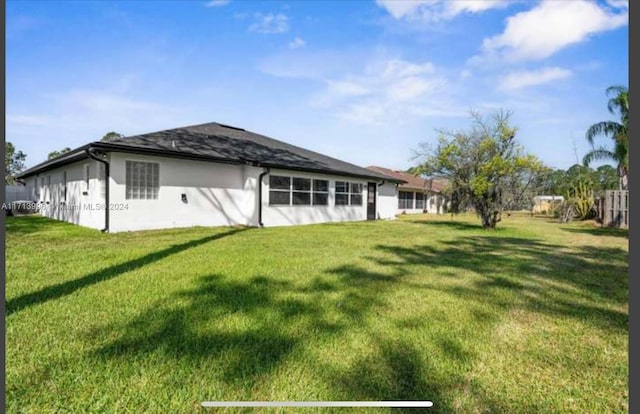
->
left=499, top=67, right=572, bottom=91
left=376, top=0, right=427, bottom=19
left=8, top=89, right=181, bottom=152
left=249, top=13, right=289, bottom=34
left=381, top=60, right=434, bottom=78
left=288, top=37, right=306, bottom=49
left=606, top=0, right=628, bottom=9
left=481, top=0, right=628, bottom=62
left=204, top=0, right=230, bottom=7
left=376, top=0, right=510, bottom=21
left=310, top=59, right=461, bottom=124
left=258, top=49, right=366, bottom=80
left=6, top=114, right=53, bottom=127
left=386, top=76, right=434, bottom=101
left=326, top=81, right=370, bottom=97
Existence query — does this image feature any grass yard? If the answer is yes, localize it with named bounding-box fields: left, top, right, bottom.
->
left=6, top=213, right=628, bottom=413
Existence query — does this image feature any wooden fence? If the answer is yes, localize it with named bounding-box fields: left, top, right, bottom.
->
left=595, top=190, right=629, bottom=228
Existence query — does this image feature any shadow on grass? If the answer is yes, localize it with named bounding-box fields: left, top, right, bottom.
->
left=6, top=228, right=248, bottom=316
left=371, top=236, right=628, bottom=331
left=331, top=339, right=441, bottom=411
left=88, top=270, right=486, bottom=410
left=561, top=226, right=629, bottom=239
left=402, top=219, right=486, bottom=231
left=327, top=337, right=540, bottom=413
left=13, top=218, right=627, bottom=411
left=6, top=215, right=82, bottom=235
left=93, top=275, right=299, bottom=385
left=88, top=272, right=392, bottom=389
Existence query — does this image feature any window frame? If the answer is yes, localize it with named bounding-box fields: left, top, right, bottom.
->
left=415, top=192, right=425, bottom=210
left=350, top=182, right=363, bottom=206
left=268, top=175, right=291, bottom=206
left=292, top=177, right=312, bottom=206
left=312, top=179, right=329, bottom=206
left=268, top=175, right=330, bottom=207
left=335, top=181, right=364, bottom=206
left=398, top=191, right=414, bottom=209
left=125, top=160, right=160, bottom=200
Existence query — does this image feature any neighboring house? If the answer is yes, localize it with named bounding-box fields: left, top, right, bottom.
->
left=532, top=195, right=564, bottom=214
left=366, top=166, right=448, bottom=215
left=16, top=122, right=404, bottom=232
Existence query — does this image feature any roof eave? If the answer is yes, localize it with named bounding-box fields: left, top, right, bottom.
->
left=90, top=141, right=245, bottom=166
left=17, top=141, right=407, bottom=184
left=259, top=162, right=406, bottom=183
left=16, top=144, right=93, bottom=179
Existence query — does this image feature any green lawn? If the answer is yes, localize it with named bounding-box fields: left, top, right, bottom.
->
left=6, top=214, right=628, bottom=413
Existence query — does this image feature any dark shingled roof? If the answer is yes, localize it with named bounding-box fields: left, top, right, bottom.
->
left=18, top=122, right=405, bottom=183
left=366, top=166, right=448, bottom=192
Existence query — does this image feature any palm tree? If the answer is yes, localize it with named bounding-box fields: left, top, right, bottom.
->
left=583, top=85, right=628, bottom=190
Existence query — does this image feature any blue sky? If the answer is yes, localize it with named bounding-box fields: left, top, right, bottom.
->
left=7, top=0, right=628, bottom=171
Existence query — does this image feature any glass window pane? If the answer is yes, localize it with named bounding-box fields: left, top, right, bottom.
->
left=153, top=163, right=159, bottom=199
left=292, top=177, right=311, bottom=191
left=398, top=191, right=414, bottom=209
left=313, top=180, right=328, bottom=192
left=269, top=191, right=290, bottom=205
left=335, top=193, right=349, bottom=205
left=292, top=192, right=311, bottom=205
left=132, top=163, right=138, bottom=199
left=351, top=194, right=363, bottom=205
left=125, top=161, right=159, bottom=200
left=415, top=193, right=425, bottom=209
left=313, top=193, right=328, bottom=206
left=336, top=181, right=348, bottom=193
left=270, top=175, right=290, bottom=190
left=350, top=183, right=363, bottom=194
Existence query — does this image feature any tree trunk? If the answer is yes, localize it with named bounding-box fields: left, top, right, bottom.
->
left=476, top=203, right=501, bottom=229
left=618, top=165, right=628, bottom=190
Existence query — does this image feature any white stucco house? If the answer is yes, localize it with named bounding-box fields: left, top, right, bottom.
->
left=17, top=122, right=405, bottom=232
left=366, top=166, right=449, bottom=215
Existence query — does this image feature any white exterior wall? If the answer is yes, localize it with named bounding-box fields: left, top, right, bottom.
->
left=22, top=153, right=400, bottom=231
left=261, top=169, right=373, bottom=227
left=397, top=189, right=447, bottom=215
left=22, top=159, right=107, bottom=230
left=425, top=194, right=447, bottom=214
left=108, top=153, right=261, bottom=232
left=376, top=182, right=398, bottom=220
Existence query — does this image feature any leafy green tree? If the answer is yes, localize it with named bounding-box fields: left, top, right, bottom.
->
left=47, top=147, right=72, bottom=160
left=540, top=168, right=567, bottom=196
left=502, top=163, right=550, bottom=211
left=583, top=85, right=628, bottom=189
left=594, top=164, right=618, bottom=192
left=101, top=131, right=124, bottom=142
left=5, top=142, right=27, bottom=185
left=413, top=110, right=542, bottom=229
